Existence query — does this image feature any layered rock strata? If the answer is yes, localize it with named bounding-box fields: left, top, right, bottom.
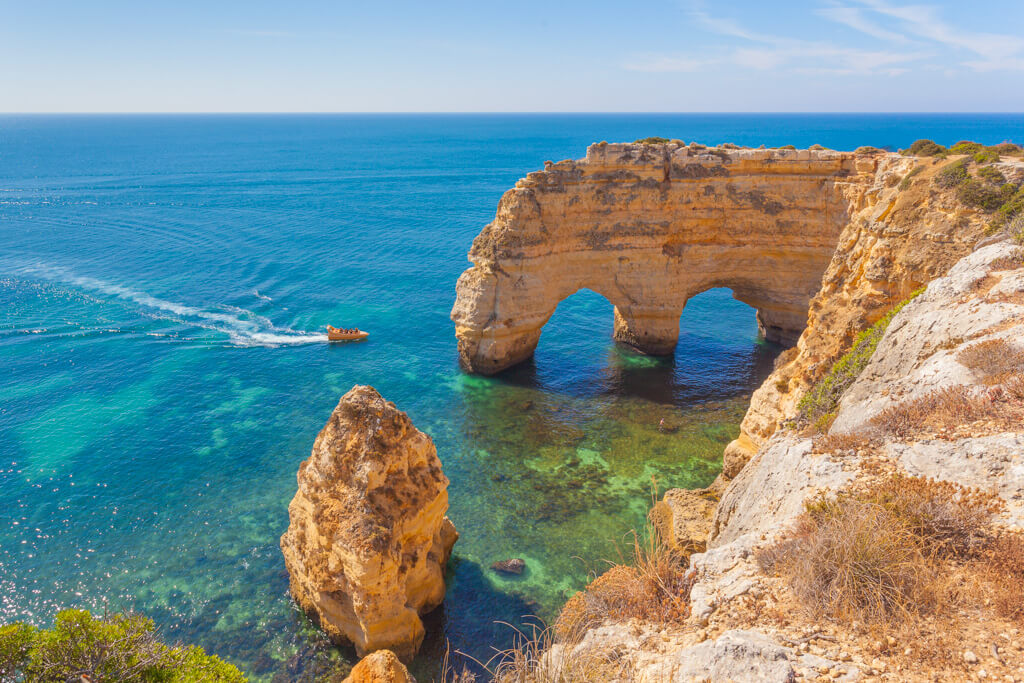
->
left=280, top=386, right=458, bottom=660
left=451, top=142, right=902, bottom=375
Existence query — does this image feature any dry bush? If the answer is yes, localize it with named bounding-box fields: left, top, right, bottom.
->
left=760, top=476, right=1004, bottom=625
left=1005, top=374, right=1024, bottom=400
left=988, top=249, right=1024, bottom=270
left=957, top=338, right=1024, bottom=383
left=759, top=499, right=935, bottom=623
left=868, top=385, right=1000, bottom=439
left=975, top=533, right=1024, bottom=622
left=555, top=530, right=692, bottom=639
left=485, top=621, right=637, bottom=683
left=858, top=475, right=1001, bottom=558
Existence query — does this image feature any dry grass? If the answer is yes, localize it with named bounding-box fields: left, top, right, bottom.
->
left=867, top=385, right=1002, bottom=439
left=555, top=529, right=692, bottom=640
left=759, top=476, right=1004, bottom=625
left=988, top=249, right=1024, bottom=271
left=759, top=498, right=935, bottom=623
left=485, top=621, right=637, bottom=683
left=975, top=534, right=1024, bottom=622
left=957, top=338, right=1024, bottom=384
left=857, top=475, right=1001, bottom=558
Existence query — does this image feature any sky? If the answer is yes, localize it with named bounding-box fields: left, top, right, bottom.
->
left=2, top=0, right=1023, bottom=112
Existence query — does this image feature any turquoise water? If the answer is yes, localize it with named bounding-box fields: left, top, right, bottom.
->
left=2, top=114, right=1022, bottom=679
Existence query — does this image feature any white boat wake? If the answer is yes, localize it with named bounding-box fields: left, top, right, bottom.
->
left=18, top=264, right=327, bottom=347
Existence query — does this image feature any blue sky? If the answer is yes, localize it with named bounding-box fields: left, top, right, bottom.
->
left=3, top=0, right=1023, bottom=112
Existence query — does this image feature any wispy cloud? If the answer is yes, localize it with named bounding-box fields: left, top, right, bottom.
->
left=628, top=4, right=928, bottom=76
left=828, top=1, right=1024, bottom=71
left=626, top=1, right=1024, bottom=77
left=815, top=5, right=909, bottom=43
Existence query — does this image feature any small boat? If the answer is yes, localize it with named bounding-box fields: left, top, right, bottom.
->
left=327, top=325, right=369, bottom=342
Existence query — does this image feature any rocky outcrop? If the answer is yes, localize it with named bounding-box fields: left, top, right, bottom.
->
left=343, top=650, right=416, bottom=683
left=452, top=142, right=900, bottom=375
left=548, top=240, right=1024, bottom=682
left=724, top=158, right=1024, bottom=470
left=649, top=487, right=719, bottom=555
left=280, top=386, right=458, bottom=661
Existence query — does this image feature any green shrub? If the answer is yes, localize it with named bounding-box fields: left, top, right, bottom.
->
left=957, top=179, right=1016, bottom=211
left=899, top=165, right=924, bottom=190
left=797, top=291, right=922, bottom=431
left=978, top=165, right=1007, bottom=184
left=855, top=146, right=883, bottom=154
left=634, top=136, right=669, bottom=145
left=902, top=139, right=948, bottom=157
left=990, top=142, right=1022, bottom=155
left=934, top=159, right=970, bottom=188
left=974, top=149, right=1001, bottom=164
left=778, top=144, right=796, bottom=150
left=809, top=144, right=826, bottom=150
left=950, top=140, right=984, bottom=155
left=0, top=610, right=246, bottom=682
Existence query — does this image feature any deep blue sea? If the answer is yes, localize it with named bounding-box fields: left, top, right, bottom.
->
left=2, top=114, right=1022, bottom=679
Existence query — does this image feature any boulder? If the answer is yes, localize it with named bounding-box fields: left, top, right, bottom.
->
left=280, top=386, right=458, bottom=660
left=649, top=488, right=717, bottom=554
left=343, top=650, right=416, bottom=683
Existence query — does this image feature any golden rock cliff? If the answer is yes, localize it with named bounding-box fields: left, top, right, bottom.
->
left=280, top=385, right=458, bottom=661
left=723, top=156, right=1016, bottom=473
left=450, top=141, right=1014, bottom=477
left=451, top=142, right=900, bottom=375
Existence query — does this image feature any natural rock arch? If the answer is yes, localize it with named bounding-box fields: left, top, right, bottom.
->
left=451, top=142, right=891, bottom=375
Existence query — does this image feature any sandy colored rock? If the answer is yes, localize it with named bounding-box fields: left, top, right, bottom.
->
left=725, top=158, right=1024, bottom=471
left=451, top=143, right=898, bottom=375
left=343, top=650, right=416, bottom=683
left=280, top=385, right=458, bottom=660
left=650, top=487, right=718, bottom=554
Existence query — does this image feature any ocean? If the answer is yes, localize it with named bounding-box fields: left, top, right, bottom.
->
left=2, top=113, right=1022, bottom=679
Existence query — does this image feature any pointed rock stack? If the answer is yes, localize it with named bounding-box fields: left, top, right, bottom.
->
left=281, top=385, right=458, bottom=661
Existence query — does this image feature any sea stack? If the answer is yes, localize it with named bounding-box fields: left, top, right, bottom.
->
left=280, top=385, right=458, bottom=661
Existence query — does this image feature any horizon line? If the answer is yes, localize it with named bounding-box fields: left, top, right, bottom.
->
left=2, top=111, right=1024, bottom=116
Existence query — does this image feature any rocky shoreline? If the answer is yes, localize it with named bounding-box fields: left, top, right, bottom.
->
left=287, top=142, right=1024, bottom=682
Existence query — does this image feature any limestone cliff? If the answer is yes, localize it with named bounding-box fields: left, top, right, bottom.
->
left=451, top=142, right=1019, bottom=479
left=451, top=142, right=899, bottom=375
left=548, top=240, right=1024, bottom=682
left=723, top=155, right=1023, bottom=474
left=280, top=386, right=458, bottom=661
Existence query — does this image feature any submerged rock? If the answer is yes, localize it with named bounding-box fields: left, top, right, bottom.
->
left=343, top=650, right=416, bottom=683
left=280, top=385, right=458, bottom=661
left=491, top=558, right=526, bottom=575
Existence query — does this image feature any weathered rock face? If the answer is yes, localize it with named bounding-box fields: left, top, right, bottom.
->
left=343, top=650, right=416, bottom=683
left=724, top=158, right=1022, bottom=469
left=451, top=142, right=902, bottom=375
left=280, top=386, right=458, bottom=661
left=649, top=487, right=718, bottom=555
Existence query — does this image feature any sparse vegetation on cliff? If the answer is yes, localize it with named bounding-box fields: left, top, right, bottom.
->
left=929, top=149, right=1024, bottom=231
left=633, top=136, right=669, bottom=145
left=901, top=139, right=948, bottom=157
left=759, top=474, right=1022, bottom=626
left=555, top=527, right=692, bottom=639
left=796, top=291, right=922, bottom=432
left=0, top=609, right=245, bottom=682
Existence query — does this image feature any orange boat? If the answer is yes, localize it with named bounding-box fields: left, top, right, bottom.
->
left=327, top=325, right=369, bottom=342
